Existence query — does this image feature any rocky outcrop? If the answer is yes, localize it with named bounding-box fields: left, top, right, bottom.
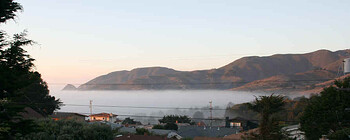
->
left=62, top=84, right=77, bottom=90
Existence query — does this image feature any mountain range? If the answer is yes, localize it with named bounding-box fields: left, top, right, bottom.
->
left=66, top=49, right=350, bottom=93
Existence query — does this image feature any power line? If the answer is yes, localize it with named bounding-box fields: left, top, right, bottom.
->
left=11, top=102, right=228, bottom=111
left=61, top=111, right=300, bottom=123
left=48, top=79, right=336, bottom=86
left=66, top=103, right=228, bottom=110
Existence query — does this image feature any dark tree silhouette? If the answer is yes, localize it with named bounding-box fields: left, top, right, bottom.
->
left=246, top=94, right=287, bottom=140
left=300, top=77, right=350, bottom=139
left=159, top=115, right=192, bottom=124
left=164, top=123, right=178, bottom=130
left=0, top=0, right=22, bottom=23
left=0, top=1, right=61, bottom=139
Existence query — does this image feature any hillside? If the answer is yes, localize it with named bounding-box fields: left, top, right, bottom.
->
left=76, top=49, right=350, bottom=92
left=232, top=70, right=337, bottom=93
left=78, top=67, right=180, bottom=90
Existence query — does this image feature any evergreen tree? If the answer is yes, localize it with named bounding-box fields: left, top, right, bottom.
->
left=159, top=115, right=193, bottom=124
left=300, top=77, right=350, bottom=139
left=0, top=1, right=61, bottom=139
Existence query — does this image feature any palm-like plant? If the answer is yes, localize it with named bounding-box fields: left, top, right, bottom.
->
left=246, top=94, right=285, bottom=139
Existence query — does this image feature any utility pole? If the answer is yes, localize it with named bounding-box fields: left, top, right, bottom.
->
left=89, top=100, right=93, bottom=116
left=209, top=100, right=212, bottom=128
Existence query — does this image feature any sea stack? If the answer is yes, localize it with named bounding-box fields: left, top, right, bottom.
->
left=62, top=84, right=77, bottom=90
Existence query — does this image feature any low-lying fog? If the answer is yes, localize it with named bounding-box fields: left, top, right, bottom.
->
left=49, top=85, right=306, bottom=124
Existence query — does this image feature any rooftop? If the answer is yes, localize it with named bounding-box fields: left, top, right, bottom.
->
left=19, top=107, right=44, bottom=119
left=50, top=112, right=87, bottom=118
left=90, top=113, right=118, bottom=117
left=177, top=126, right=238, bottom=138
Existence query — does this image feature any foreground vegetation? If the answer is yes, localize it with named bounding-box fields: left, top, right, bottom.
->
left=0, top=1, right=61, bottom=139
left=226, top=78, right=350, bottom=139
left=20, top=119, right=113, bottom=140
left=300, top=77, right=350, bottom=139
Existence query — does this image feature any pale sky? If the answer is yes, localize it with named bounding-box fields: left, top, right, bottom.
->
left=2, top=0, right=350, bottom=84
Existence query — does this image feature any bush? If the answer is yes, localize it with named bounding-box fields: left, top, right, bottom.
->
left=152, top=124, right=165, bottom=129
left=328, top=128, right=350, bottom=140
left=164, top=123, right=178, bottom=130
left=159, top=115, right=192, bottom=124
left=300, top=77, right=350, bottom=139
left=136, top=128, right=150, bottom=135
left=19, top=119, right=113, bottom=140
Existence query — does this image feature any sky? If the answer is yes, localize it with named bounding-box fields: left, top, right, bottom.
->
left=2, top=0, right=350, bottom=84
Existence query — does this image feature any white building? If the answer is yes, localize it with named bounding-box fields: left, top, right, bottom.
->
left=282, top=124, right=305, bottom=140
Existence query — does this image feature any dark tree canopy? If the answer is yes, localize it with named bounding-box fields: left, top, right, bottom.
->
left=164, top=123, right=178, bottom=130
left=0, top=31, right=61, bottom=116
left=0, top=0, right=22, bottom=23
left=300, top=77, right=350, bottom=139
left=24, top=119, right=113, bottom=140
left=246, top=94, right=287, bottom=140
left=159, top=115, right=192, bottom=124
left=122, top=117, right=141, bottom=125
left=0, top=1, right=61, bottom=139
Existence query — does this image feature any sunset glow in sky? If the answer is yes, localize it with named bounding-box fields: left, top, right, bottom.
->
left=2, top=0, right=350, bottom=84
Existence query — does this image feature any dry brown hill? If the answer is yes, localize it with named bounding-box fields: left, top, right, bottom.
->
left=76, top=49, right=350, bottom=91
left=232, top=70, right=337, bottom=93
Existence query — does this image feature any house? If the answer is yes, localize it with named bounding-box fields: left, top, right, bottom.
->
left=167, top=132, right=182, bottom=139
left=50, top=112, right=87, bottom=121
left=282, top=124, right=305, bottom=140
left=19, top=107, right=44, bottom=120
left=225, top=117, right=258, bottom=131
left=150, top=129, right=174, bottom=136
left=89, top=113, right=117, bottom=122
left=197, top=121, right=206, bottom=126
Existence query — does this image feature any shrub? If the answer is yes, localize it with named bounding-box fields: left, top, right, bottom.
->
left=20, top=119, right=113, bottom=140
left=135, top=128, right=150, bottom=135
left=152, top=124, right=164, bottom=129
left=164, top=123, right=178, bottom=130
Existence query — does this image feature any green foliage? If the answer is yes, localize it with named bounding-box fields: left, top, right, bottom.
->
left=0, top=31, right=61, bottom=116
left=164, top=123, right=178, bottom=130
left=135, top=128, right=150, bottom=135
left=245, top=94, right=288, bottom=140
left=225, top=96, right=308, bottom=125
left=300, top=77, right=350, bottom=140
left=327, top=128, right=350, bottom=140
left=247, top=94, right=285, bottom=116
left=122, top=117, right=140, bottom=125
left=159, top=115, right=192, bottom=124
left=0, top=0, right=22, bottom=23
left=152, top=123, right=178, bottom=130
left=152, top=124, right=165, bottom=129
left=20, top=119, right=114, bottom=140
left=0, top=31, right=61, bottom=139
left=157, top=115, right=190, bottom=130
left=0, top=1, right=61, bottom=138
